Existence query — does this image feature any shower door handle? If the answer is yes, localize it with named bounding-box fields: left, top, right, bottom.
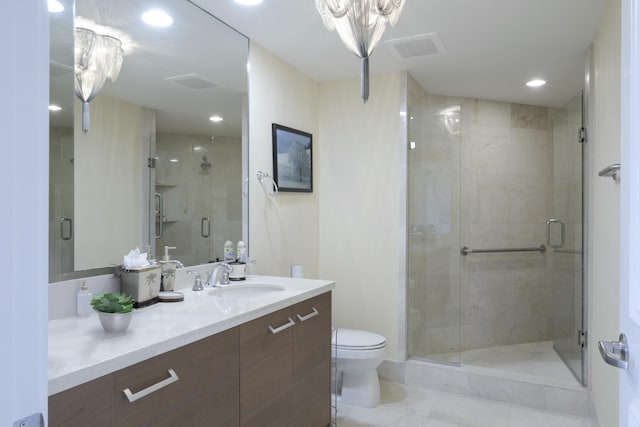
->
left=546, top=218, right=565, bottom=249
left=598, top=334, right=629, bottom=370
left=60, top=218, right=73, bottom=241
left=201, top=217, right=211, bottom=238
left=155, top=193, right=163, bottom=238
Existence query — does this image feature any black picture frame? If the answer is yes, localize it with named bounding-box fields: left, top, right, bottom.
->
left=272, top=123, right=313, bottom=192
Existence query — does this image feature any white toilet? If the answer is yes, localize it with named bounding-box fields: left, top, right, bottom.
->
left=332, top=328, right=387, bottom=408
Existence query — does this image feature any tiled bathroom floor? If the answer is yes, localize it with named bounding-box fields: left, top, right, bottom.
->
left=333, top=380, right=593, bottom=427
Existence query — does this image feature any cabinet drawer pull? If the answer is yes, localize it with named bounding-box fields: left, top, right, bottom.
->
left=268, top=317, right=295, bottom=334
left=296, top=307, right=319, bottom=322
left=123, top=368, right=179, bottom=403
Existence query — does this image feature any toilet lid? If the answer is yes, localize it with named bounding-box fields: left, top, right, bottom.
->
left=332, top=328, right=386, bottom=350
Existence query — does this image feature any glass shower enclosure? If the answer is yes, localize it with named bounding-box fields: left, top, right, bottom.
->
left=406, top=89, right=586, bottom=385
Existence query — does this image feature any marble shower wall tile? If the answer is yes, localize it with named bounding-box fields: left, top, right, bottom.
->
left=156, top=133, right=242, bottom=263
left=411, top=94, right=556, bottom=357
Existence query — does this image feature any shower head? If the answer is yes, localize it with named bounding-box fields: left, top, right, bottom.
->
left=199, top=155, right=211, bottom=175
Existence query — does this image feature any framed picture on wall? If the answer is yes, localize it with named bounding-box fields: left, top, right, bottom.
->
left=272, top=123, right=313, bottom=192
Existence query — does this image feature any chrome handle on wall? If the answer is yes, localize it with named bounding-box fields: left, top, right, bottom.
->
left=123, top=368, right=179, bottom=402
left=60, top=218, right=73, bottom=241
left=201, top=217, right=211, bottom=238
left=154, top=193, right=163, bottom=239
left=598, top=163, right=620, bottom=180
left=268, top=317, right=295, bottom=334
left=296, top=307, right=319, bottom=322
left=546, top=218, right=565, bottom=249
left=598, top=334, right=629, bottom=370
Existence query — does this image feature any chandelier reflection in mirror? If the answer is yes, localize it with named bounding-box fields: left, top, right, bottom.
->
left=315, top=0, right=405, bottom=102
left=74, top=27, right=124, bottom=132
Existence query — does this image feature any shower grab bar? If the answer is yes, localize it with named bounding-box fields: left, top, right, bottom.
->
left=553, top=248, right=583, bottom=254
left=460, top=245, right=546, bottom=255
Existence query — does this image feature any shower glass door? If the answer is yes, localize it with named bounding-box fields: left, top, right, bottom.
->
left=150, top=135, right=216, bottom=266
left=406, top=86, right=462, bottom=364
left=550, top=91, right=585, bottom=385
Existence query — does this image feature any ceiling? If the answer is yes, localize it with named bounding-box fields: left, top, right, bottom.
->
left=194, top=0, right=607, bottom=108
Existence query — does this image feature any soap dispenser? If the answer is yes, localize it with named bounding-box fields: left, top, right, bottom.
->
left=159, top=246, right=177, bottom=291
left=77, top=281, right=92, bottom=317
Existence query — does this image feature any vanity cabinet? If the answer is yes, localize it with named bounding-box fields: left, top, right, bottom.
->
left=49, top=328, right=239, bottom=427
left=292, top=292, right=332, bottom=426
left=113, top=327, right=239, bottom=426
left=49, top=374, right=113, bottom=426
left=49, top=291, right=332, bottom=427
left=239, top=292, right=332, bottom=427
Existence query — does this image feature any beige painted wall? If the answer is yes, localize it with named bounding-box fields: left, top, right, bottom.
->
left=589, top=0, right=621, bottom=425
left=74, top=96, right=146, bottom=269
left=247, top=42, right=320, bottom=279
left=317, top=73, right=405, bottom=361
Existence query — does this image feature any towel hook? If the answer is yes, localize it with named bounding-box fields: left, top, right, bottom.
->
left=256, top=171, right=278, bottom=197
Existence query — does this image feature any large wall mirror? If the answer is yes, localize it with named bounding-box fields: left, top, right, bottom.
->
left=49, top=0, right=248, bottom=282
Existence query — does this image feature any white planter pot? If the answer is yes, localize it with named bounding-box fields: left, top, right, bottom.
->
left=97, top=311, right=133, bottom=333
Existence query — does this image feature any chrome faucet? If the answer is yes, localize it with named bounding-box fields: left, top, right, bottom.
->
left=207, top=263, right=232, bottom=287
left=188, top=271, right=203, bottom=291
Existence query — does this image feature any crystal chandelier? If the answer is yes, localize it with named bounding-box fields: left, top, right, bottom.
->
left=74, top=27, right=124, bottom=132
left=315, top=0, right=405, bottom=102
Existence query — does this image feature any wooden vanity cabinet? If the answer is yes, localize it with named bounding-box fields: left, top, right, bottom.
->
left=113, top=327, right=239, bottom=427
left=292, top=292, right=332, bottom=426
left=239, top=292, right=332, bottom=427
left=49, top=328, right=239, bottom=427
left=50, top=291, right=332, bottom=427
left=239, top=306, right=294, bottom=427
left=49, top=373, right=114, bottom=427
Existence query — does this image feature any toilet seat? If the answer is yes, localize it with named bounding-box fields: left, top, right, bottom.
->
left=332, top=328, right=386, bottom=351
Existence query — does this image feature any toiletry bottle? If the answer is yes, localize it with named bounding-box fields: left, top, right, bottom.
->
left=77, top=281, right=92, bottom=317
left=237, top=240, right=247, bottom=263
left=160, top=246, right=177, bottom=291
left=224, top=240, right=235, bottom=261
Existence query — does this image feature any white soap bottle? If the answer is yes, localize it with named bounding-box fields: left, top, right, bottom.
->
left=237, top=241, right=247, bottom=263
left=77, top=281, right=92, bottom=317
left=224, top=240, right=235, bottom=261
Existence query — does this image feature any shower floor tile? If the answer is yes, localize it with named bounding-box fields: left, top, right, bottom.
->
left=334, top=380, right=593, bottom=427
left=426, top=340, right=580, bottom=387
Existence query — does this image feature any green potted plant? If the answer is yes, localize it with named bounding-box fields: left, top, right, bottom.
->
left=91, top=293, right=135, bottom=332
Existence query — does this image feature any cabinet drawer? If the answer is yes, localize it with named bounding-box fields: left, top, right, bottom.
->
left=141, top=373, right=239, bottom=427
left=113, top=328, right=239, bottom=426
left=49, top=374, right=113, bottom=427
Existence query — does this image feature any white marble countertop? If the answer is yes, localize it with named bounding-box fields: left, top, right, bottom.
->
left=48, top=275, right=334, bottom=396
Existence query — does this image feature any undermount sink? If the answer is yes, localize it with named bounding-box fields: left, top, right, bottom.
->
left=207, top=283, right=286, bottom=298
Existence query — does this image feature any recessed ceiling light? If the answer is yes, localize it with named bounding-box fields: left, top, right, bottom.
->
left=49, top=105, right=62, bottom=111
left=142, top=9, right=173, bottom=27
left=169, top=158, right=179, bottom=163
left=209, top=115, right=223, bottom=122
left=234, top=0, right=263, bottom=5
left=48, top=0, right=64, bottom=13
left=526, top=79, right=546, bottom=87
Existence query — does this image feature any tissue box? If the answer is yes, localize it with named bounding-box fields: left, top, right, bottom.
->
left=120, top=265, right=161, bottom=307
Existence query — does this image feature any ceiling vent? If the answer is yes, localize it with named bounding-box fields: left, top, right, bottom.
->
left=165, top=73, right=218, bottom=90
left=385, top=33, right=447, bottom=59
